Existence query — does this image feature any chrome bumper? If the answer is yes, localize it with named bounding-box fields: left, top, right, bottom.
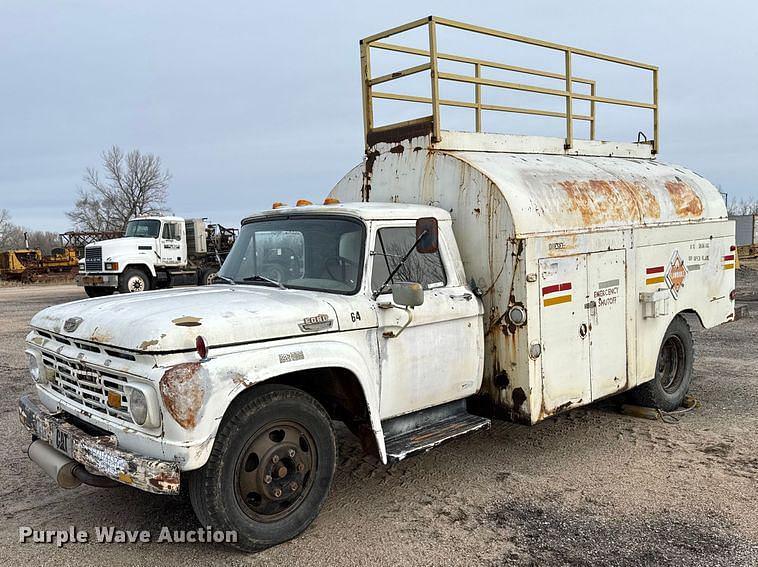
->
left=19, top=395, right=180, bottom=495
left=75, top=274, right=118, bottom=287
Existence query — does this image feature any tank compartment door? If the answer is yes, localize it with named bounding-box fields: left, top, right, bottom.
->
left=538, top=255, right=591, bottom=413
left=586, top=250, right=627, bottom=400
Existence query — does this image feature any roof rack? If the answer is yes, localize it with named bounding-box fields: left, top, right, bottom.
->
left=360, top=16, right=659, bottom=154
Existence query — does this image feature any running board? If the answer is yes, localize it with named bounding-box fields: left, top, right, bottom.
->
left=382, top=400, right=491, bottom=462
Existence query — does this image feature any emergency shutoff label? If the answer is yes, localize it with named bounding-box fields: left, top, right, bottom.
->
left=594, top=279, right=620, bottom=307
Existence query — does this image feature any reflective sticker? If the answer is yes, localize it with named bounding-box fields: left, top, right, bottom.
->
left=542, top=282, right=572, bottom=307
left=645, top=265, right=664, bottom=285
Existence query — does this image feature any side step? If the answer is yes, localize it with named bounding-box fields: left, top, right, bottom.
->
left=382, top=400, right=490, bottom=462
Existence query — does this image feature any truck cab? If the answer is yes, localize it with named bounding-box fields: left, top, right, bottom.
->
left=76, top=216, right=231, bottom=296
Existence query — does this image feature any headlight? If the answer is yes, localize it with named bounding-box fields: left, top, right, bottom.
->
left=104, top=262, right=119, bottom=271
left=28, top=351, right=41, bottom=383
left=128, top=388, right=149, bottom=425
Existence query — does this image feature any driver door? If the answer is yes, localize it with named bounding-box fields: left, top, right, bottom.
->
left=160, top=222, right=185, bottom=266
left=370, top=223, right=482, bottom=419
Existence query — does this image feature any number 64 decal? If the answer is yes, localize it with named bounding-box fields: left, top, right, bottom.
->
left=350, top=311, right=361, bottom=323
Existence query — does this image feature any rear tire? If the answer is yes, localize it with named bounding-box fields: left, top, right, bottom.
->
left=118, top=267, right=151, bottom=293
left=632, top=315, right=694, bottom=411
left=84, top=286, right=115, bottom=298
left=188, top=385, right=336, bottom=552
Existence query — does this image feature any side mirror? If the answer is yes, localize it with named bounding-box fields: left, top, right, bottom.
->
left=415, top=217, right=438, bottom=254
left=392, top=282, right=424, bottom=308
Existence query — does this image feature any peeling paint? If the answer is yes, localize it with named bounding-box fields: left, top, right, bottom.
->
left=139, top=339, right=160, bottom=350
left=171, top=316, right=203, bottom=327
left=159, top=362, right=205, bottom=429
left=665, top=180, right=703, bottom=217
left=89, top=326, right=112, bottom=344
left=559, top=179, right=661, bottom=226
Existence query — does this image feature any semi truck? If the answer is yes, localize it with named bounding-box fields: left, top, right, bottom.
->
left=18, top=17, right=735, bottom=552
left=75, top=216, right=237, bottom=296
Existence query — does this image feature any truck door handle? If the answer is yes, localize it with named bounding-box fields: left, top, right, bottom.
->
left=450, top=293, right=473, bottom=301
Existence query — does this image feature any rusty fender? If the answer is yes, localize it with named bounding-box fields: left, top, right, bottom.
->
left=156, top=336, right=388, bottom=464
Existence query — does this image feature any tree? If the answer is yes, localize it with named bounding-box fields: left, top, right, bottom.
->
left=67, top=146, right=171, bottom=232
left=0, top=209, right=60, bottom=253
left=727, top=197, right=758, bottom=216
left=0, top=208, right=18, bottom=250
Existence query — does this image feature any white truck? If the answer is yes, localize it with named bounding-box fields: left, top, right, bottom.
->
left=19, top=17, right=735, bottom=552
left=75, top=216, right=237, bottom=297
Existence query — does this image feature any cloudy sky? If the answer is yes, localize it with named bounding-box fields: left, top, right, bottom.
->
left=1, top=1, right=756, bottom=232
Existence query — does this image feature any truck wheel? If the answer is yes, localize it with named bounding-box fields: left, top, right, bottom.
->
left=199, top=267, right=217, bottom=286
left=118, top=267, right=151, bottom=293
left=84, top=286, right=115, bottom=298
left=188, top=385, right=336, bottom=552
left=632, top=315, right=694, bottom=411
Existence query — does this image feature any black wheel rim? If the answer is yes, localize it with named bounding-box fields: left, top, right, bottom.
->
left=657, top=335, right=685, bottom=393
left=234, top=419, right=317, bottom=522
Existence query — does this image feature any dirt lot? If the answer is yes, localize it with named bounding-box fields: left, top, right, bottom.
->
left=0, top=275, right=756, bottom=566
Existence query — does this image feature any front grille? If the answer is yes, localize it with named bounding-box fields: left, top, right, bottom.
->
left=84, top=246, right=102, bottom=271
left=41, top=351, right=133, bottom=423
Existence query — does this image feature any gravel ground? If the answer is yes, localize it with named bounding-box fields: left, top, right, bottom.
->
left=0, top=275, right=756, bottom=566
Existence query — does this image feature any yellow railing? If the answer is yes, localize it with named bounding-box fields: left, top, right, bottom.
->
left=360, top=16, right=659, bottom=153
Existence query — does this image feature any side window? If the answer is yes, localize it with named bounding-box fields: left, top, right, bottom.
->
left=370, top=227, right=446, bottom=295
left=162, top=223, right=181, bottom=241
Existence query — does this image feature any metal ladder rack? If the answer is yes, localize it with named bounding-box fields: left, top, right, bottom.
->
left=360, top=16, right=659, bottom=153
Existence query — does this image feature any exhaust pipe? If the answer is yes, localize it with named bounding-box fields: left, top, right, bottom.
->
left=28, top=440, right=81, bottom=489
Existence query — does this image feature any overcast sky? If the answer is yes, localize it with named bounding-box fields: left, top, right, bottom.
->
left=1, top=1, right=756, bottom=232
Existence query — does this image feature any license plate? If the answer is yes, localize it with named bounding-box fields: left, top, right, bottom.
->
left=51, top=425, right=71, bottom=455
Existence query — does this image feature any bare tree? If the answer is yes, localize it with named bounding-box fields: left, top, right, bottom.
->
left=0, top=209, right=60, bottom=253
left=727, top=197, right=758, bottom=216
left=67, top=146, right=171, bottom=232
left=0, top=208, right=18, bottom=250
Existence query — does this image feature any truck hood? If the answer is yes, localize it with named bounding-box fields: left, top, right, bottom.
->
left=30, top=285, right=341, bottom=353
left=87, top=237, right=156, bottom=259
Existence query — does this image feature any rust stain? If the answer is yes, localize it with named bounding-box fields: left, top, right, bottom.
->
left=389, top=144, right=404, bottom=154
left=511, top=387, right=526, bottom=410
left=558, top=179, right=661, bottom=226
left=139, top=339, right=159, bottom=350
left=665, top=180, right=703, bottom=217
left=89, top=326, right=111, bottom=344
left=362, top=149, right=379, bottom=202
left=230, top=371, right=252, bottom=388
left=172, top=316, right=202, bottom=327
left=159, top=362, right=204, bottom=429
left=148, top=471, right=181, bottom=490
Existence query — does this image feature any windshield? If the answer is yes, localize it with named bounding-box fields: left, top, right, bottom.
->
left=218, top=216, right=364, bottom=294
left=124, top=219, right=161, bottom=238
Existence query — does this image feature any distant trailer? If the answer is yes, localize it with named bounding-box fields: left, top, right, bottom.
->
left=730, top=214, right=757, bottom=257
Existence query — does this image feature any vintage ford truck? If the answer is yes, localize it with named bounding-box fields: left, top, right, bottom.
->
left=19, top=17, right=735, bottom=551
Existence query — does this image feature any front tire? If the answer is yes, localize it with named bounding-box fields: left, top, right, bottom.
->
left=199, top=267, right=217, bottom=286
left=188, top=385, right=336, bottom=552
left=632, top=315, right=694, bottom=411
left=118, top=267, right=151, bottom=293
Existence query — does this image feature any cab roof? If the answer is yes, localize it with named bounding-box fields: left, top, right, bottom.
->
left=242, top=202, right=451, bottom=224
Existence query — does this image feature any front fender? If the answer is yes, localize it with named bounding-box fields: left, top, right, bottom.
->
left=156, top=330, right=385, bottom=469
left=120, top=260, right=157, bottom=277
